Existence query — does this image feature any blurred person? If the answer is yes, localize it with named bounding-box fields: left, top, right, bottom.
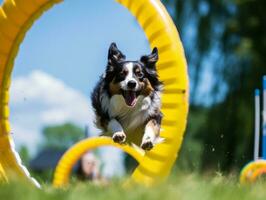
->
left=77, top=151, right=103, bottom=184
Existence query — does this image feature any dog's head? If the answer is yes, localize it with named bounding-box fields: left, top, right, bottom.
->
left=104, top=43, right=162, bottom=107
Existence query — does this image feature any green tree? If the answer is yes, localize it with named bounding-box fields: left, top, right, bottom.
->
left=19, top=145, right=30, bottom=166
left=41, top=122, right=84, bottom=150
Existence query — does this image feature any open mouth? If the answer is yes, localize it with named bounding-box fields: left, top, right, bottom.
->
left=121, top=90, right=140, bottom=107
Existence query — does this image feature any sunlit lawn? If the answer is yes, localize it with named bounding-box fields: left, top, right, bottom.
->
left=0, top=173, right=265, bottom=200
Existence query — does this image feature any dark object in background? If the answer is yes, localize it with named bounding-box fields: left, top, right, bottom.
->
left=124, top=154, right=138, bottom=174
left=30, top=148, right=80, bottom=182
left=30, top=148, right=66, bottom=171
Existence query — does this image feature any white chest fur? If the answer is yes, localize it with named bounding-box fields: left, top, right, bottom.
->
left=108, top=95, right=150, bottom=131
left=100, top=91, right=161, bottom=132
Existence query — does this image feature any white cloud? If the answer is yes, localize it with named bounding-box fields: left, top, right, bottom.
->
left=10, top=70, right=95, bottom=126
left=9, top=70, right=125, bottom=177
left=9, top=70, right=98, bottom=153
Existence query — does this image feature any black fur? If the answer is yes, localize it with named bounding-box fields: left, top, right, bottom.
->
left=91, top=77, right=110, bottom=129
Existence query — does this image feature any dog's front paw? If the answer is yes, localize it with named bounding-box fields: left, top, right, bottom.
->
left=112, top=131, right=126, bottom=144
left=141, top=137, right=154, bottom=151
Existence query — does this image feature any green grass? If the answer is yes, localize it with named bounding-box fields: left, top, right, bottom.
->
left=0, top=173, right=266, bottom=200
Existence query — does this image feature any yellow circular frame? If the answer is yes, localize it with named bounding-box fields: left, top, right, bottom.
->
left=0, top=0, right=189, bottom=187
left=240, top=160, right=266, bottom=184
left=53, top=136, right=145, bottom=187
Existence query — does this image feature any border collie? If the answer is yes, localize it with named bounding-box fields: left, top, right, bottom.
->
left=91, top=43, right=163, bottom=150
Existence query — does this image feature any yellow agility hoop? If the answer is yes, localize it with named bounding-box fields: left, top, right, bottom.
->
left=240, top=160, right=266, bottom=184
left=0, top=0, right=189, bottom=187
left=53, top=136, right=144, bottom=187
left=250, top=167, right=266, bottom=182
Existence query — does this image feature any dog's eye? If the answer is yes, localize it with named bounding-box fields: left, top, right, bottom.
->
left=119, top=70, right=127, bottom=76
left=136, top=71, right=144, bottom=78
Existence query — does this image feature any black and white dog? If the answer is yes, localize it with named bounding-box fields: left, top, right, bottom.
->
left=91, top=43, right=163, bottom=150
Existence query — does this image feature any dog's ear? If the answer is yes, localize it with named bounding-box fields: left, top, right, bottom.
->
left=105, top=43, right=125, bottom=81
left=140, top=47, right=159, bottom=70
left=108, top=42, right=126, bottom=66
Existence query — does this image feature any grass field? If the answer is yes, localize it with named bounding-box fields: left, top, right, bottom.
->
left=0, top=173, right=265, bottom=200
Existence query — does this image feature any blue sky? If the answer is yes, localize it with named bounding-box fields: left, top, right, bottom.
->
left=10, top=0, right=150, bottom=94
left=0, top=0, right=151, bottom=177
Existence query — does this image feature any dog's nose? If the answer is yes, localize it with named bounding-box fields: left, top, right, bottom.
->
left=127, top=80, right=137, bottom=89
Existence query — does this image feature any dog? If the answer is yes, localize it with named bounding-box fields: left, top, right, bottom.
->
left=91, top=43, right=163, bottom=150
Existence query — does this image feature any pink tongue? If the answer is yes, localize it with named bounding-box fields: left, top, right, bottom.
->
left=125, top=91, right=137, bottom=106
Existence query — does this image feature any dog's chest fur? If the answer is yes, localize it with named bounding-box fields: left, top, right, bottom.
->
left=100, top=92, right=160, bottom=133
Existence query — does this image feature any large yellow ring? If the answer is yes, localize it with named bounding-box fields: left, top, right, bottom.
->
left=0, top=0, right=189, bottom=187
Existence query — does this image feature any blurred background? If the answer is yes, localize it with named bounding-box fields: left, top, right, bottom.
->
left=0, top=0, right=265, bottom=182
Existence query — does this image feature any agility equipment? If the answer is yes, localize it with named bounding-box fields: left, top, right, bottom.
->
left=240, top=160, right=266, bottom=184
left=53, top=136, right=145, bottom=186
left=262, top=76, right=266, bottom=158
left=0, top=0, right=189, bottom=187
left=254, top=89, right=260, bottom=161
left=240, top=76, right=266, bottom=184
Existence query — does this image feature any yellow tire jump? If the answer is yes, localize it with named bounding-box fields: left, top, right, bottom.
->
left=53, top=136, right=145, bottom=187
left=0, top=0, right=189, bottom=187
left=240, top=160, right=266, bottom=184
